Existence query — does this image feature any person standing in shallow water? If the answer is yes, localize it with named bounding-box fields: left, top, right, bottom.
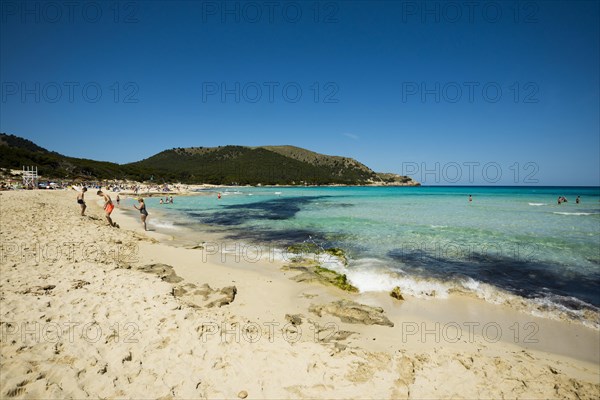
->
left=77, top=187, right=87, bottom=216
left=133, top=198, right=149, bottom=231
left=468, top=195, right=472, bottom=202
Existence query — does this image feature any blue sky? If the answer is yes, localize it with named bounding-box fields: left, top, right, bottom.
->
left=1, top=0, right=598, bottom=185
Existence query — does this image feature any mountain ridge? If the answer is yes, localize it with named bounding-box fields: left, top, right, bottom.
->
left=0, top=133, right=418, bottom=186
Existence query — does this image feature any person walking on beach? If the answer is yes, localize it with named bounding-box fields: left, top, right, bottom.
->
left=116, top=194, right=120, bottom=206
left=133, top=198, right=149, bottom=231
left=77, top=187, right=87, bottom=216
left=97, top=190, right=117, bottom=227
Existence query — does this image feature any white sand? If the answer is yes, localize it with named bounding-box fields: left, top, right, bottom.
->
left=1, top=190, right=598, bottom=399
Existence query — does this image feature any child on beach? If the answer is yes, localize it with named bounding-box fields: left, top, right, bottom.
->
left=77, top=187, right=87, bottom=216
left=97, top=190, right=117, bottom=227
left=133, top=198, right=149, bottom=231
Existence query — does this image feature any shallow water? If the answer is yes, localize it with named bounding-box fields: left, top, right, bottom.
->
left=144, top=186, right=600, bottom=324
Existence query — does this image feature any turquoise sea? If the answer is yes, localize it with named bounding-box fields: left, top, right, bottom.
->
left=144, top=186, right=600, bottom=325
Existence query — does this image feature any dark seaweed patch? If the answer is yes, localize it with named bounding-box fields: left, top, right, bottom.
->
left=187, top=196, right=326, bottom=226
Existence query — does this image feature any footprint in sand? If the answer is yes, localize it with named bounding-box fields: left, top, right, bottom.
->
left=5, top=386, right=27, bottom=398
left=71, top=280, right=90, bottom=290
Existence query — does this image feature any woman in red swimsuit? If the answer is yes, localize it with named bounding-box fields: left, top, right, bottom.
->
left=97, top=190, right=117, bottom=227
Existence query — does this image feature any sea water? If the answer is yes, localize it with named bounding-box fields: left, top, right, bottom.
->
left=145, top=186, right=600, bottom=326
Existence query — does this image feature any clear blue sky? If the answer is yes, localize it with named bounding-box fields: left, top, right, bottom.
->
left=1, top=0, right=598, bottom=185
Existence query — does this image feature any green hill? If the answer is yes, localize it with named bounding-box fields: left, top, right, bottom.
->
left=259, top=145, right=373, bottom=174
left=0, top=133, right=418, bottom=185
left=0, top=133, right=144, bottom=180
left=130, top=146, right=378, bottom=184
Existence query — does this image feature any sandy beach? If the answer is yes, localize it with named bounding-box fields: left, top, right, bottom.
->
left=1, top=189, right=598, bottom=399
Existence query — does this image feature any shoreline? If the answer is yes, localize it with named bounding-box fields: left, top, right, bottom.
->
left=112, top=194, right=600, bottom=365
left=117, top=191, right=600, bottom=333
left=1, top=189, right=599, bottom=398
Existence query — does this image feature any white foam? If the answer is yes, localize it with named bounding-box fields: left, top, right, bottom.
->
left=460, top=278, right=600, bottom=330
left=528, top=202, right=547, bottom=206
left=335, top=258, right=450, bottom=298
left=553, top=212, right=597, bottom=216
left=529, top=297, right=599, bottom=330
left=315, top=253, right=346, bottom=271
left=346, top=268, right=451, bottom=298
left=346, top=269, right=400, bottom=292
left=351, top=257, right=392, bottom=268
left=277, top=249, right=600, bottom=329
left=460, top=278, right=506, bottom=304
left=150, top=219, right=176, bottom=229
left=276, top=252, right=449, bottom=298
